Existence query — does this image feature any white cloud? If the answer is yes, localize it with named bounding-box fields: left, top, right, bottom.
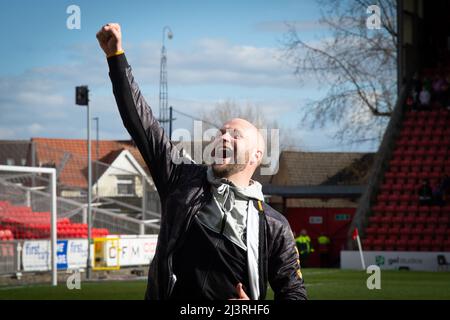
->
left=28, top=123, right=44, bottom=135
left=0, top=37, right=308, bottom=142
left=0, top=127, right=15, bottom=139
left=131, top=38, right=298, bottom=88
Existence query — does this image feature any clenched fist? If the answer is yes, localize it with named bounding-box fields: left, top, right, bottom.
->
left=96, top=23, right=123, bottom=57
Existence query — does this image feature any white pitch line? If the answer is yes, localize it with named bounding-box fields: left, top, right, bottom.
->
left=303, top=270, right=341, bottom=276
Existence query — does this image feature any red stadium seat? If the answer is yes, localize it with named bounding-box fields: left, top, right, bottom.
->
left=407, top=205, right=419, bottom=213
left=385, top=239, right=396, bottom=251
left=404, top=214, right=416, bottom=225
left=380, top=182, right=393, bottom=191
left=426, top=214, right=439, bottom=225
left=369, top=205, right=386, bottom=215
left=392, top=215, right=404, bottom=224
left=438, top=216, right=449, bottom=224
left=363, top=238, right=373, bottom=250
left=416, top=215, right=427, bottom=225
left=444, top=240, right=450, bottom=252
left=368, top=215, right=382, bottom=224
left=376, top=193, right=389, bottom=203
left=385, top=204, right=397, bottom=213
left=396, top=195, right=408, bottom=205
left=407, top=239, right=419, bottom=251
left=399, top=226, right=411, bottom=236
left=389, top=226, right=400, bottom=236
left=373, top=239, right=384, bottom=251
left=377, top=227, right=389, bottom=235
left=380, top=216, right=392, bottom=224
left=431, top=239, right=443, bottom=252
left=419, top=239, right=432, bottom=251
left=396, top=239, right=408, bottom=251
left=436, top=226, right=447, bottom=236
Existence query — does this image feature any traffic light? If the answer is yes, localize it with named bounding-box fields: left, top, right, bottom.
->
left=76, top=86, right=89, bottom=106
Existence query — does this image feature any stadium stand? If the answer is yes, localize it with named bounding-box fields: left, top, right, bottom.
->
left=0, top=200, right=109, bottom=239
left=362, top=70, right=450, bottom=252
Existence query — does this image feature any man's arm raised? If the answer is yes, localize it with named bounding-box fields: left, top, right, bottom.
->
left=96, top=23, right=184, bottom=200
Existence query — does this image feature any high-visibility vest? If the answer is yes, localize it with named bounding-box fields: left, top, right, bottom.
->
left=318, top=235, right=330, bottom=245
left=295, top=235, right=314, bottom=255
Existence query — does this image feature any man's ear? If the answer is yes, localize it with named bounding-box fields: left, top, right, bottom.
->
left=250, top=150, right=263, bottom=166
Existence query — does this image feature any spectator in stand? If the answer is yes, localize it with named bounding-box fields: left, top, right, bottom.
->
left=419, top=85, right=431, bottom=110
left=411, top=73, right=421, bottom=108
left=317, top=233, right=331, bottom=268
left=413, top=72, right=422, bottom=94
left=432, top=178, right=446, bottom=206
left=432, top=74, right=447, bottom=106
left=418, top=179, right=433, bottom=206
left=422, top=77, right=432, bottom=90
left=432, top=74, right=445, bottom=92
left=406, top=94, right=418, bottom=111
left=440, top=81, right=450, bottom=109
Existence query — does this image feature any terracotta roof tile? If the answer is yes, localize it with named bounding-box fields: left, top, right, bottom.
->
left=31, top=138, right=150, bottom=189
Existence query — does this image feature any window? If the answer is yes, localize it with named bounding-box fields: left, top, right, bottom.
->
left=335, top=214, right=350, bottom=221
left=117, top=175, right=135, bottom=196
left=21, top=158, right=26, bottom=166
left=6, top=158, right=14, bottom=165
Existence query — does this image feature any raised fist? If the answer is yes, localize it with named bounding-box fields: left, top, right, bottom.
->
left=96, top=23, right=123, bottom=57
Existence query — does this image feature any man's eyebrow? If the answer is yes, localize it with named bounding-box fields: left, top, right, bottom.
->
left=220, top=127, right=245, bottom=136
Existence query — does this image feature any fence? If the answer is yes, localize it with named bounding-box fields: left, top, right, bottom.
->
left=0, top=163, right=160, bottom=279
left=0, top=240, right=18, bottom=275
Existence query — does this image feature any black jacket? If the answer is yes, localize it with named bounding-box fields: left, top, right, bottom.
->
left=107, top=54, right=307, bottom=300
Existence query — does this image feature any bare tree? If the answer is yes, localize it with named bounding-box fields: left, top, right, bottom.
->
left=200, top=99, right=302, bottom=151
left=283, top=0, right=397, bottom=144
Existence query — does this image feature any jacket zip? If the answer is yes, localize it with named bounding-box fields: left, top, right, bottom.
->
left=166, top=188, right=212, bottom=298
left=199, top=210, right=228, bottom=293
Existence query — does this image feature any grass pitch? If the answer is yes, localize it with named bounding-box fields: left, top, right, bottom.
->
left=0, top=268, right=449, bottom=300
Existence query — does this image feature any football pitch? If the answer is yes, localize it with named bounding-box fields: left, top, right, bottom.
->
left=0, top=268, right=449, bottom=300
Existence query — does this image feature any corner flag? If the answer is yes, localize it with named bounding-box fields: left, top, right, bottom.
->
left=352, top=227, right=366, bottom=270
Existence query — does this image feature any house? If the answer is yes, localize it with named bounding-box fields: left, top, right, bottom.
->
left=30, top=138, right=155, bottom=199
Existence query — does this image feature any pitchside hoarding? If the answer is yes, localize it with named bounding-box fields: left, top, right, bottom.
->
left=341, top=251, right=450, bottom=271
left=21, top=235, right=157, bottom=272
left=22, top=240, right=51, bottom=271
left=23, top=239, right=88, bottom=271
left=105, top=235, right=158, bottom=267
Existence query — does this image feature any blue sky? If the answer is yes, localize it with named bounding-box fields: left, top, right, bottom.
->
left=0, top=0, right=378, bottom=152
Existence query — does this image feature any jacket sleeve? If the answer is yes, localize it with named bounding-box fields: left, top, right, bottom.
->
left=107, top=54, right=184, bottom=201
left=268, top=223, right=308, bottom=300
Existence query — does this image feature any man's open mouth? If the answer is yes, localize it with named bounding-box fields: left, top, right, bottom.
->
left=215, top=146, right=234, bottom=159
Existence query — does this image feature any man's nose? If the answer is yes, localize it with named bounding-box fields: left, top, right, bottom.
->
left=221, top=131, right=233, bottom=143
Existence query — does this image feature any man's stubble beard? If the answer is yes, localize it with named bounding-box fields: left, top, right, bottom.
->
left=211, top=150, right=250, bottom=179
left=212, top=163, right=247, bottom=178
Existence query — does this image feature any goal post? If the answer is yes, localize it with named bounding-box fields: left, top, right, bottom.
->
left=0, top=165, right=57, bottom=286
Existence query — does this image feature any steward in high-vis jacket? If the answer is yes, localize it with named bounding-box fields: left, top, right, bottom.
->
left=295, top=229, right=314, bottom=267
left=317, top=234, right=330, bottom=267
left=96, top=23, right=307, bottom=300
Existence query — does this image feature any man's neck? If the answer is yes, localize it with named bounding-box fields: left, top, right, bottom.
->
left=221, top=173, right=251, bottom=187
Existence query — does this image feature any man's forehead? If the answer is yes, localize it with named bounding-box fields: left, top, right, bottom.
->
left=222, top=119, right=255, bottom=134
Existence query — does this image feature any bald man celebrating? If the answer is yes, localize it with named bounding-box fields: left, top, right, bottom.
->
left=96, top=23, right=307, bottom=300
